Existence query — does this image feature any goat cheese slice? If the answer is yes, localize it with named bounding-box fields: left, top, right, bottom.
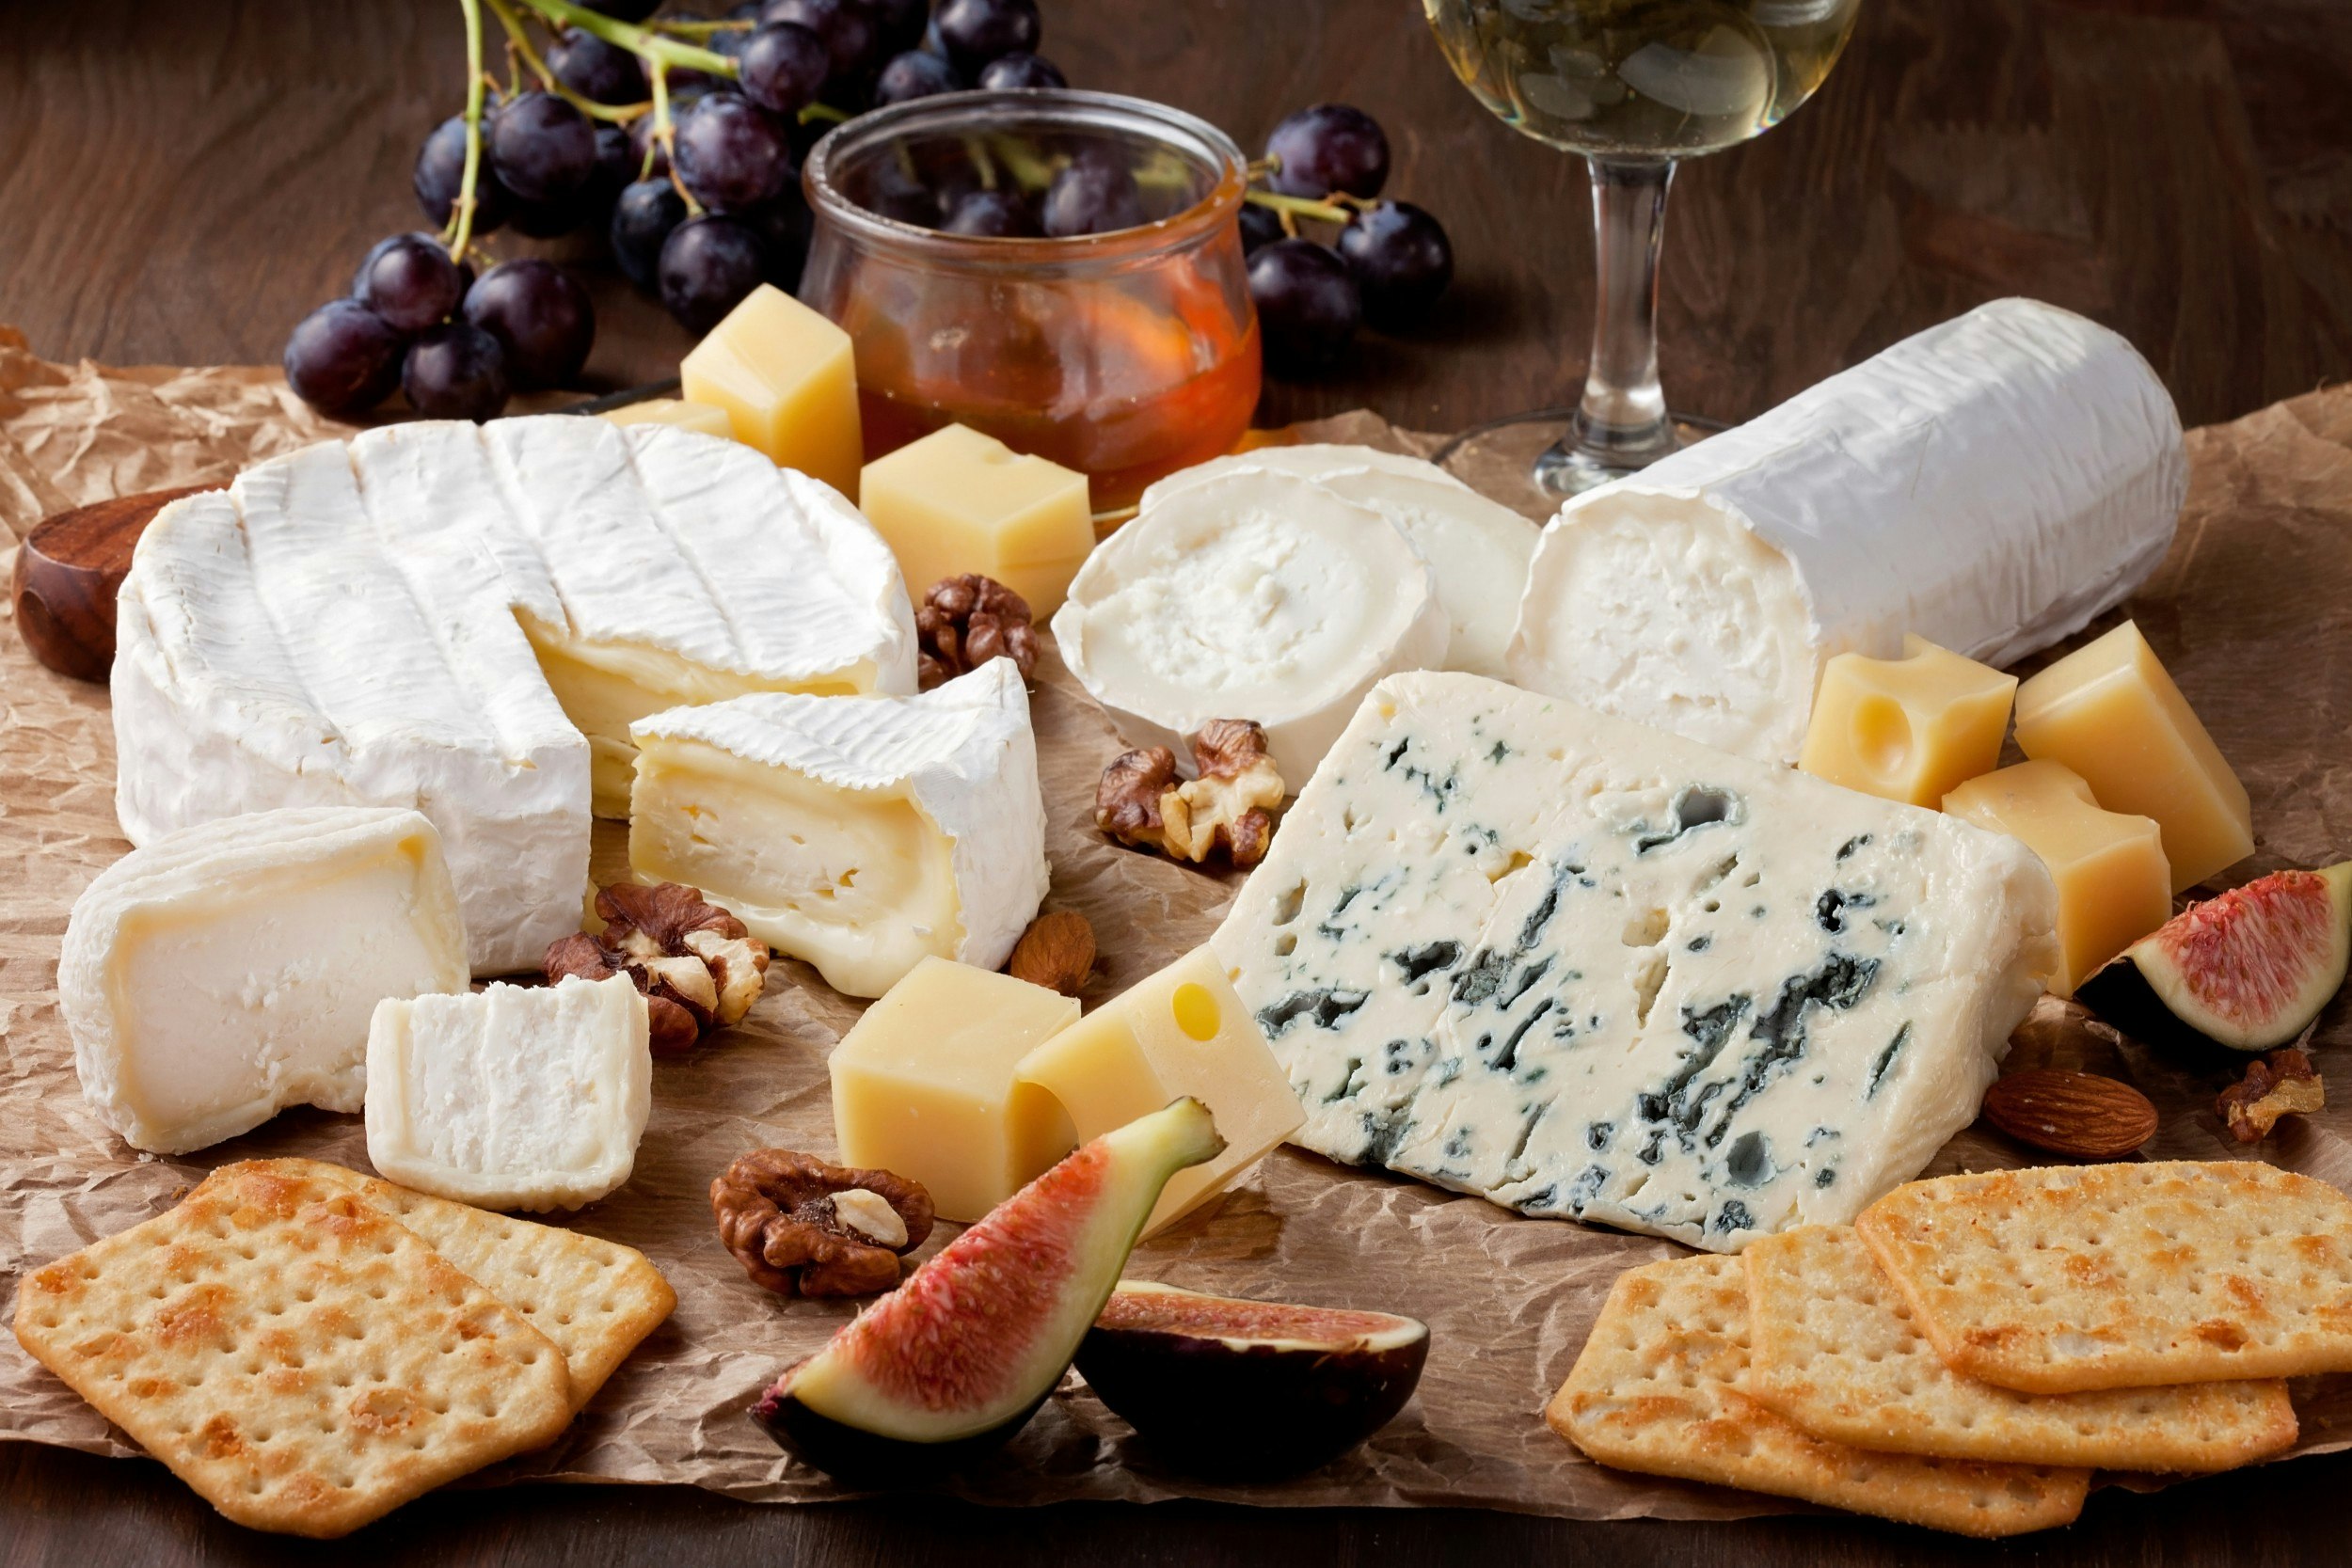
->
left=59, top=807, right=469, bottom=1155
left=1508, top=298, right=2187, bottom=765
left=1212, top=671, right=2061, bottom=1251
left=365, top=973, right=652, bottom=1212
left=1142, top=445, right=1536, bottom=680
left=628, top=658, right=1049, bottom=999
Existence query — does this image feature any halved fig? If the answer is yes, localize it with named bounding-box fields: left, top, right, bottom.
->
left=752, top=1099, right=1225, bottom=1479
left=1075, top=1281, right=1429, bottom=1478
left=2080, top=863, right=2352, bottom=1053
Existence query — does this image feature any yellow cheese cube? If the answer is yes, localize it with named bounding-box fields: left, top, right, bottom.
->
left=599, top=398, right=737, bottom=439
left=680, top=284, right=864, bottom=499
left=859, top=424, right=1094, bottom=614
left=828, top=957, right=1076, bottom=1223
left=1800, top=635, right=2017, bottom=807
left=1014, top=946, right=1303, bottom=1236
left=1945, top=761, right=2171, bottom=997
left=2013, top=621, right=2254, bottom=892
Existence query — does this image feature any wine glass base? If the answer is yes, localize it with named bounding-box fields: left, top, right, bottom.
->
left=1431, top=407, right=1730, bottom=518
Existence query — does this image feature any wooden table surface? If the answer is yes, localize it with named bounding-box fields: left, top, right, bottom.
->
left=5, top=0, right=2352, bottom=1561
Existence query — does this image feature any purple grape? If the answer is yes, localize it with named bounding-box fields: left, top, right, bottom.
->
left=933, top=0, right=1039, bottom=73
left=855, top=158, right=940, bottom=226
left=1237, top=200, right=1283, bottom=255
left=612, top=178, right=688, bottom=293
left=489, top=91, right=599, bottom=203
left=1337, top=200, right=1453, bottom=329
left=977, top=51, right=1063, bottom=89
left=660, top=214, right=769, bottom=331
left=402, top=323, right=510, bottom=421
left=1248, top=238, right=1359, bottom=373
left=1264, top=103, right=1390, bottom=200
left=414, top=114, right=510, bottom=234
left=762, top=0, right=882, bottom=89
left=547, top=28, right=647, bottom=105
left=1041, top=156, right=1142, bottom=237
left=464, top=260, right=595, bottom=389
left=874, top=50, right=963, bottom=104
left=739, top=198, right=814, bottom=290
left=870, top=0, right=930, bottom=54
left=674, top=92, right=795, bottom=214
left=577, top=0, right=661, bottom=18
left=284, top=299, right=405, bottom=418
left=739, top=22, right=831, bottom=116
left=350, top=233, right=466, bottom=333
left=944, top=187, right=1039, bottom=237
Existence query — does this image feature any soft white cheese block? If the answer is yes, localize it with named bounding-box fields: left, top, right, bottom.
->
left=1508, top=298, right=2187, bottom=765
left=628, top=658, right=1049, bottom=998
left=1211, top=672, right=2061, bottom=1252
left=1052, top=469, right=1449, bottom=782
left=365, top=973, right=651, bottom=1212
left=1141, top=445, right=1536, bottom=680
left=60, top=807, right=469, bottom=1156
left=112, top=416, right=916, bottom=976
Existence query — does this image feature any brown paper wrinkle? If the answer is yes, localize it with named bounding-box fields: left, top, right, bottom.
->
left=4, top=335, right=2352, bottom=1519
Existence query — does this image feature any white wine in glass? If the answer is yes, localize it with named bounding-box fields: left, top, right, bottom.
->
left=1424, top=0, right=1861, bottom=497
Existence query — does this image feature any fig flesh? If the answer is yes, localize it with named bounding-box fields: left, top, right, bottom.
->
left=2080, top=863, right=2352, bottom=1053
left=752, top=1099, right=1225, bottom=1479
left=1076, top=1281, right=1429, bottom=1478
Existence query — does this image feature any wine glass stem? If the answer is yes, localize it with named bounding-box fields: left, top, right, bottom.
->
left=1570, top=155, right=1677, bottom=469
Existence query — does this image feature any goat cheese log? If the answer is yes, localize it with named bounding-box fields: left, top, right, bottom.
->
left=1508, top=298, right=2186, bottom=765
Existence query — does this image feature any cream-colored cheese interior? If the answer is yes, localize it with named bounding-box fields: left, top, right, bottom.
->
left=110, top=842, right=448, bottom=1129
left=628, top=736, right=962, bottom=998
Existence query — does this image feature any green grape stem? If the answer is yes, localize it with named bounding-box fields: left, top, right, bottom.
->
left=485, top=0, right=645, bottom=122
left=1244, top=189, right=1363, bottom=227
left=513, top=0, right=738, bottom=79
left=446, top=0, right=488, bottom=258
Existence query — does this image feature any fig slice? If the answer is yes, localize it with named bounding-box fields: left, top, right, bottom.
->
left=751, top=1098, right=1225, bottom=1479
left=2081, top=863, right=2352, bottom=1053
left=1075, top=1280, right=1429, bottom=1479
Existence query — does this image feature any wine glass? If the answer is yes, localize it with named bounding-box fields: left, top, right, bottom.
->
left=1422, top=0, right=1861, bottom=499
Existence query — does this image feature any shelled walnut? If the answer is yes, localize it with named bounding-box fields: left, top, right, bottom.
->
left=546, top=882, right=769, bottom=1055
left=711, top=1148, right=935, bottom=1297
left=916, top=574, right=1041, bottom=689
left=2217, top=1048, right=2326, bottom=1144
left=1096, top=719, right=1285, bottom=868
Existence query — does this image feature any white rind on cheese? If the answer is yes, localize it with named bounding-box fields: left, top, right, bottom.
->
left=628, top=657, right=1049, bottom=998
left=1141, top=444, right=1536, bottom=680
left=1507, top=298, right=2186, bottom=765
left=1212, top=672, right=2060, bottom=1252
left=365, top=973, right=652, bottom=1212
left=112, top=417, right=916, bottom=975
left=1052, top=468, right=1449, bottom=782
left=60, top=807, right=470, bottom=1155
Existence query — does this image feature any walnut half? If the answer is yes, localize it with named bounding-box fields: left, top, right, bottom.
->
left=547, top=883, right=770, bottom=1055
left=2217, top=1048, right=2325, bottom=1144
left=711, top=1148, right=935, bottom=1297
left=916, top=574, right=1041, bottom=689
left=1096, top=719, right=1285, bottom=868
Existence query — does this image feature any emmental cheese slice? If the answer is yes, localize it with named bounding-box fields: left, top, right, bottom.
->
left=859, top=423, right=1095, bottom=617
left=1800, top=636, right=2016, bottom=808
left=680, top=283, right=865, bottom=499
left=59, top=807, right=469, bottom=1155
left=365, top=974, right=652, bottom=1212
left=1509, top=298, right=2185, bottom=765
left=628, top=658, right=1050, bottom=998
left=1212, top=672, right=2061, bottom=1252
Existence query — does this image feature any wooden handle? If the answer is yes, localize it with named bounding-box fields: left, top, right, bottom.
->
left=10, top=486, right=210, bottom=681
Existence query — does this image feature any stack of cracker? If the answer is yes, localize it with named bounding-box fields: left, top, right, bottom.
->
left=12, top=1158, right=674, bottom=1538
left=1549, top=1161, right=2352, bottom=1537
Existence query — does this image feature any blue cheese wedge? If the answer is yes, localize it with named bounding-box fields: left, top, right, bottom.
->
left=1212, top=672, right=2061, bottom=1251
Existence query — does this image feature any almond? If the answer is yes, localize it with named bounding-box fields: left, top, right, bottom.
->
left=1006, top=910, right=1095, bottom=997
left=1980, top=1069, right=2158, bottom=1159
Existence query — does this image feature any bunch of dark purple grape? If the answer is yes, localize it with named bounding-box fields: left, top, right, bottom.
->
left=283, top=0, right=1066, bottom=420
left=1241, top=103, right=1454, bottom=377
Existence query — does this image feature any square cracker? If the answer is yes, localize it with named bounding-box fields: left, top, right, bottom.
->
left=1744, top=1224, right=2296, bottom=1471
left=281, top=1159, right=674, bottom=1412
left=1857, top=1161, right=2352, bottom=1395
left=1548, top=1254, right=2089, bottom=1539
left=11, top=1161, right=573, bottom=1538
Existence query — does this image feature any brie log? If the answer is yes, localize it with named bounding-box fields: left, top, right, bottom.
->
left=1052, top=469, right=1449, bottom=781
left=1212, top=672, right=2060, bottom=1251
left=1143, top=444, right=1535, bottom=680
left=628, top=657, right=1049, bottom=998
left=60, top=807, right=469, bottom=1155
left=1508, top=298, right=2186, bottom=765
left=112, top=416, right=916, bottom=974
left=366, top=973, right=652, bottom=1212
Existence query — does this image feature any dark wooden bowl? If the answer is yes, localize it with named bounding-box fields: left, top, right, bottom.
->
left=10, top=486, right=209, bottom=681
